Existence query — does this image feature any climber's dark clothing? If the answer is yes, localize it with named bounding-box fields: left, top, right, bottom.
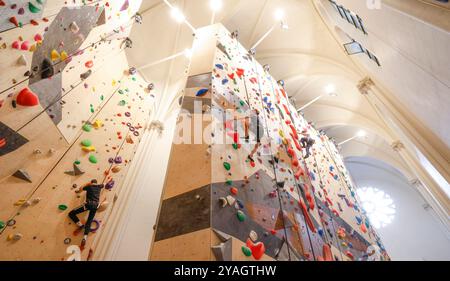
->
left=68, top=184, right=104, bottom=235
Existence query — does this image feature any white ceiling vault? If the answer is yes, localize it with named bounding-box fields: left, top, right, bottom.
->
left=125, top=0, right=449, bottom=200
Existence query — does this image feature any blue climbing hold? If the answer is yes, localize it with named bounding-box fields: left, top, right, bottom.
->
left=222, top=79, right=229, bottom=85
left=196, top=89, right=209, bottom=97
left=215, top=64, right=224, bottom=70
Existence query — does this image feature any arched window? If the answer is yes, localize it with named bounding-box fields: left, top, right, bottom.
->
left=357, top=187, right=396, bottom=229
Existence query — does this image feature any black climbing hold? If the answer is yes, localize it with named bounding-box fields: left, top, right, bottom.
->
left=41, top=58, right=54, bottom=79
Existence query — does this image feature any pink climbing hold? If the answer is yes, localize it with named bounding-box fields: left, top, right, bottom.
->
left=34, top=34, right=43, bottom=42
left=12, top=41, right=20, bottom=49
left=20, top=41, right=29, bottom=51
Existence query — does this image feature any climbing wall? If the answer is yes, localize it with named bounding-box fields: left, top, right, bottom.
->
left=0, top=0, right=154, bottom=260
left=151, top=24, right=390, bottom=261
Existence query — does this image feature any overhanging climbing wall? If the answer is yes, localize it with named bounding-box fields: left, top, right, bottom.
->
left=151, top=24, right=390, bottom=261
left=0, top=0, right=154, bottom=261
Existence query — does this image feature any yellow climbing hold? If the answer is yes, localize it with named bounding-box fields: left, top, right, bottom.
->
left=60, top=51, right=68, bottom=61
left=81, top=146, right=96, bottom=152
left=112, top=80, right=117, bottom=86
left=14, top=199, right=27, bottom=206
left=29, top=44, right=37, bottom=52
left=50, top=49, right=60, bottom=61
left=92, top=120, right=102, bottom=129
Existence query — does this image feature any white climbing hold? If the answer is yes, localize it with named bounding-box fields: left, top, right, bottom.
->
left=17, top=55, right=28, bottom=66
left=249, top=230, right=258, bottom=242
left=226, top=195, right=235, bottom=206
left=219, top=197, right=227, bottom=208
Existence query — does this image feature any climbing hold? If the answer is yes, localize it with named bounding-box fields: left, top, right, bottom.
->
left=12, top=169, right=32, bottom=183
left=34, top=34, right=43, bottom=42
left=80, top=70, right=92, bottom=80
left=212, top=239, right=232, bottom=261
left=223, top=162, right=231, bottom=171
left=60, top=51, right=69, bottom=62
left=226, top=195, right=235, bottom=206
left=237, top=210, right=246, bottom=222
left=16, top=88, right=39, bottom=106
left=88, top=155, right=98, bottom=164
left=230, top=187, right=238, bottom=195
left=246, top=239, right=265, bottom=260
left=219, top=197, right=227, bottom=207
left=9, top=16, right=19, bottom=27
left=69, top=21, right=80, bottom=33
left=196, top=89, right=209, bottom=97
left=50, top=49, right=60, bottom=61
left=85, top=60, right=94, bottom=68
left=65, top=163, right=85, bottom=176
left=81, top=139, right=92, bottom=147
left=242, top=246, right=252, bottom=257
left=58, top=204, right=68, bottom=211
left=105, top=180, right=115, bottom=190
left=64, top=238, right=72, bottom=245
left=20, top=41, right=29, bottom=51
left=111, top=166, right=121, bottom=173
left=12, top=41, right=20, bottom=49
left=8, top=233, right=23, bottom=241
left=82, top=123, right=92, bottom=132
left=0, top=221, right=4, bottom=229
left=249, top=230, right=258, bottom=242
left=28, top=2, right=41, bottom=13
left=92, top=120, right=102, bottom=129
left=81, top=146, right=96, bottom=152
left=41, top=58, right=54, bottom=79
left=17, top=55, right=27, bottom=66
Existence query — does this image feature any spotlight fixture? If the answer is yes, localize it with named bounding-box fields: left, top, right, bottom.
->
left=171, top=7, right=185, bottom=23
left=210, top=0, right=223, bottom=11
left=184, top=48, right=193, bottom=59
left=274, top=9, right=285, bottom=21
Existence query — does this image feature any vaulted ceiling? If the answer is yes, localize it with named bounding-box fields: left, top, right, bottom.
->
left=125, top=0, right=450, bottom=184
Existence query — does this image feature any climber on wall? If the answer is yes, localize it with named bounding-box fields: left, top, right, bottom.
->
left=300, top=134, right=315, bottom=159
left=68, top=179, right=104, bottom=246
left=243, top=108, right=265, bottom=163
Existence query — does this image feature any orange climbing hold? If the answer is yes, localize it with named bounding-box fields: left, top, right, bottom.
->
left=16, top=88, right=39, bottom=106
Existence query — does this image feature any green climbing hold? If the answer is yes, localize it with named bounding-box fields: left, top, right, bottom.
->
left=118, top=90, right=124, bottom=95
left=89, top=155, right=98, bottom=164
left=242, top=246, right=252, bottom=257
left=81, top=139, right=92, bottom=147
left=28, top=2, right=41, bottom=13
left=226, top=180, right=233, bottom=186
left=232, top=143, right=238, bottom=150
left=74, top=160, right=81, bottom=165
left=82, top=124, right=92, bottom=132
left=132, top=77, right=136, bottom=81
left=100, top=95, right=104, bottom=101
left=223, top=162, right=231, bottom=171
left=37, top=0, right=44, bottom=4
left=237, top=210, right=246, bottom=222
left=118, top=100, right=126, bottom=106
left=58, top=204, right=67, bottom=211
left=0, top=221, right=5, bottom=229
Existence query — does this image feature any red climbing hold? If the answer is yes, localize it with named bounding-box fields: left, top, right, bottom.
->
left=0, top=138, right=6, bottom=148
left=236, top=68, right=244, bottom=78
left=85, top=60, right=94, bottom=68
left=246, top=239, right=265, bottom=260
left=299, top=197, right=316, bottom=233
left=16, top=88, right=39, bottom=106
left=9, top=16, right=19, bottom=27
left=230, top=187, right=238, bottom=195
left=323, top=244, right=334, bottom=261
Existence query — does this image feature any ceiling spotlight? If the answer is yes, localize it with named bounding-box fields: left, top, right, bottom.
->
left=184, top=48, right=193, bottom=58
left=325, top=84, right=336, bottom=95
left=274, top=9, right=285, bottom=21
left=210, top=0, right=223, bottom=11
left=357, top=130, right=367, bottom=138
left=171, top=7, right=185, bottom=23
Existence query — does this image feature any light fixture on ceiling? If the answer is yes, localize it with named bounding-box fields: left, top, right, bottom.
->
left=296, top=85, right=338, bottom=113
left=338, top=129, right=367, bottom=146
left=171, top=7, right=185, bottom=23
left=274, top=9, right=285, bottom=21
left=249, top=8, right=288, bottom=53
left=325, top=84, right=336, bottom=95
left=210, top=0, right=223, bottom=11
left=164, top=0, right=196, bottom=33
